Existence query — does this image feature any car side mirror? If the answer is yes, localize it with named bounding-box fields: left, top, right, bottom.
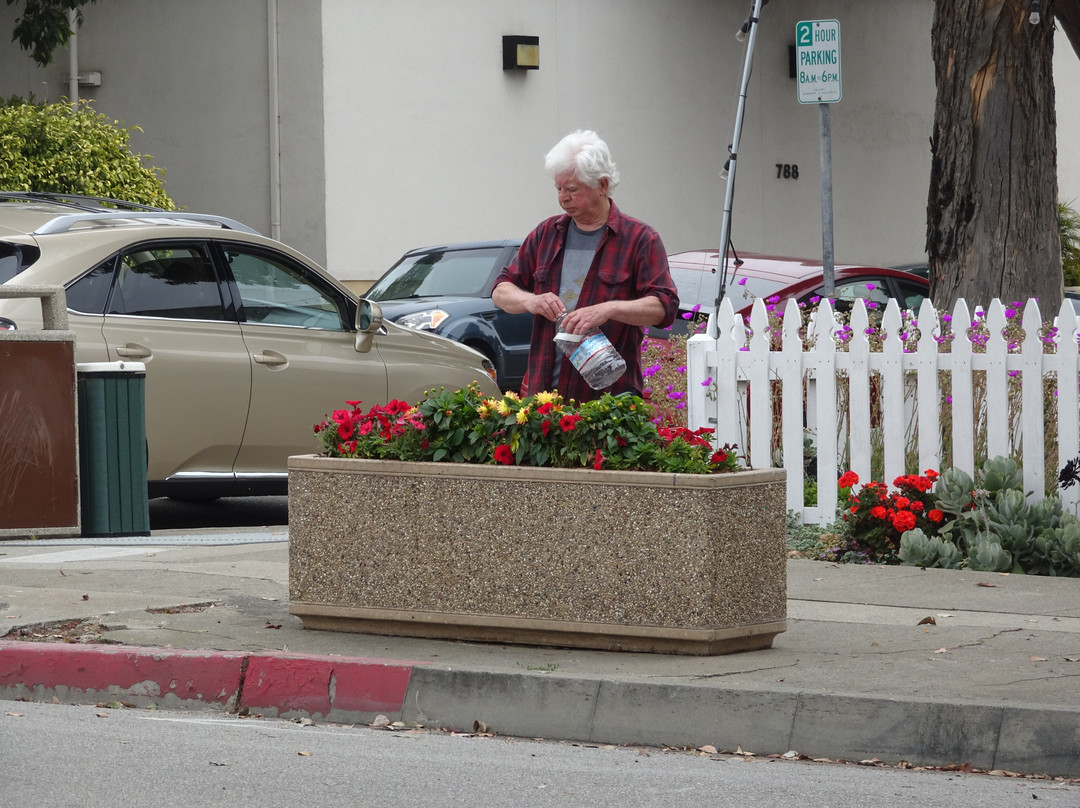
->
left=355, top=298, right=384, bottom=353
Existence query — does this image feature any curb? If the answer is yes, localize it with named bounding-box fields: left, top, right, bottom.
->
left=2, top=640, right=1079, bottom=778
left=0, top=641, right=419, bottom=722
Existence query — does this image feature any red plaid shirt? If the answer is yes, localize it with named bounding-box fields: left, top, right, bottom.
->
left=494, top=200, right=678, bottom=402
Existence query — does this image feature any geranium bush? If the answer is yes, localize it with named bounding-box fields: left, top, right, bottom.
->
left=835, top=469, right=942, bottom=563
left=315, top=383, right=739, bottom=475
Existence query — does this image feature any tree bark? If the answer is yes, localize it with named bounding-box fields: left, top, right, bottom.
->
left=927, top=0, right=1062, bottom=312
left=1057, top=0, right=1080, bottom=59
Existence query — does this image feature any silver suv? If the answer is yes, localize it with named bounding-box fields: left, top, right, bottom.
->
left=0, top=193, right=498, bottom=499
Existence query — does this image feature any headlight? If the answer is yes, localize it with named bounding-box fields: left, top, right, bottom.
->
left=396, top=309, right=450, bottom=331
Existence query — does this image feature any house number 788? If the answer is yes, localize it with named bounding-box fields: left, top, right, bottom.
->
left=775, top=163, right=799, bottom=179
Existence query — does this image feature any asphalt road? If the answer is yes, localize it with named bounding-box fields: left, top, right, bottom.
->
left=3, top=700, right=1077, bottom=808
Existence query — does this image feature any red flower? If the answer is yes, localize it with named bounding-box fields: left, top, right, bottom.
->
left=838, top=471, right=859, bottom=488
left=894, top=496, right=911, bottom=510
left=925, top=469, right=940, bottom=480
left=928, top=509, right=944, bottom=523
left=710, top=451, right=727, bottom=464
left=537, top=402, right=554, bottom=415
left=891, top=511, right=917, bottom=532
left=494, top=444, right=515, bottom=465
left=541, top=420, right=551, bottom=437
left=559, top=414, right=582, bottom=432
left=870, top=505, right=887, bottom=519
left=593, top=449, right=605, bottom=470
left=910, top=501, right=925, bottom=513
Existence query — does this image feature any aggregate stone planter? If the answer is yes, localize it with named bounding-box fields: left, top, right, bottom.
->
left=288, top=456, right=787, bottom=655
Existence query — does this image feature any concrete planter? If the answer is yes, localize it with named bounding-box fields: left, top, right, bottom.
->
left=288, top=456, right=787, bottom=655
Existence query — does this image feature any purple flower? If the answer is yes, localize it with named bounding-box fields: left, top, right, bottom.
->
left=866, top=283, right=876, bottom=291
left=737, top=278, right=747, bottom=286
left=1005, top=307, right=1018, bottom=319
left=809, top=295, right=821, bottom=304
left=701, top=376, right=713, bottom=387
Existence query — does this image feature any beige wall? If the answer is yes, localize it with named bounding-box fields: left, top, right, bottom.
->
left=0, top=0, right=1076, bottom=281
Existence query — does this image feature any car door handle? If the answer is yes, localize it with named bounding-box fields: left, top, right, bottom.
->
left=115, top=344, right=151, bottom=359
left=253, top=350, right=289, bottom=368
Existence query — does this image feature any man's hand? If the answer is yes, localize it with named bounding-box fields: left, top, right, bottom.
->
left=492, top=282, right=566, bottom=321
left=526, top=292, right=567, bottom=322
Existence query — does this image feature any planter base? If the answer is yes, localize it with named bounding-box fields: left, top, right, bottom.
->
left=289, top=456, right=788, bottom=656
left=291, top=602, right=787, bottom=656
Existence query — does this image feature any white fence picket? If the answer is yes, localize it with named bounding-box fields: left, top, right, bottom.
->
left=687, top=296, right=1080, bottom=524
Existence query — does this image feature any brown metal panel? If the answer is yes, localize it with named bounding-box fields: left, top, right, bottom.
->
left=0, top=341, right=79, bottom=532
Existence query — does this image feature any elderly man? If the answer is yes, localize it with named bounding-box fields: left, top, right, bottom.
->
left=492, top=130, right=679, bottom=402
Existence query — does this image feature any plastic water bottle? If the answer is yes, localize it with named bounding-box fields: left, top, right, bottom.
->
left=553, top=313, right=626, bottom=390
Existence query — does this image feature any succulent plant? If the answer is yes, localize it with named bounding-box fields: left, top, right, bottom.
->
left=898, top=528, right=964, bottom=569
left=981, top=456, right=1024, bottom=495
left=967, top=537, right=1013, bottom=572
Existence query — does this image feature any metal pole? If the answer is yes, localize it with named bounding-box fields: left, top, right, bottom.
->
left=67, top=10, right=79, bottom=109
left=819, top=102, right=835, bottom=297
left=709, top=0, right=766, bottom=339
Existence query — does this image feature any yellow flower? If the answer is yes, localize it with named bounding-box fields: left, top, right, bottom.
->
left=494, top=399, right=511, bottom=416
left=534, top=391, right=559, bottom=405
left=516, top=407, right=530, bottom=425
left=503, top=391, right=521, bottom=402
left=476, top=403, right=490, bottom=419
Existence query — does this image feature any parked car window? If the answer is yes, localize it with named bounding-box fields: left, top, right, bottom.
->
left=107, top=245, right=225, bottom=321
left=66, top=258, right=117, bottom=314
left=226, top=246, right=347, bottom=330
left=811, top=278, right=892, bottom=312
left=0, top=242, right=37, bottom=284
left=895, top=278, right=928, bottom=310
left=367, top=248, right=505, bottom=300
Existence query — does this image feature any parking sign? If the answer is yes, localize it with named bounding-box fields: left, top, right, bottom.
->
left=796, top=20, right=841, bottom=104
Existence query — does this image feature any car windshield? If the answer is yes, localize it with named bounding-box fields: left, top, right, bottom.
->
left=366, top=248, right=504, bottom=301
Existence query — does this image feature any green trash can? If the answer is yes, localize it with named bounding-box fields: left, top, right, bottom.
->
left=77, top=361, right=150, bottom=537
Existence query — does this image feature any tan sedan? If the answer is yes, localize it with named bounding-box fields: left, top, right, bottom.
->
left=0, top=193, right=498, bottom=499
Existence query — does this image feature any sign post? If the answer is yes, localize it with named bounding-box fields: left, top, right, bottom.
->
left=796, top=19, right=841, bottom=297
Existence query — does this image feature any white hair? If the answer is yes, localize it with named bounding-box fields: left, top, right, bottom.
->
left=544, top=130, right=621, bottom=191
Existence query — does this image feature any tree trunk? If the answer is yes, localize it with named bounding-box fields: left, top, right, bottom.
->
left=1057, top=0, right=1080, bottom=59
left=927, top=0, right=1062, bottom=313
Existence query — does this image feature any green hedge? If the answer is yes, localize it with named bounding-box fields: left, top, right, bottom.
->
left=0, top=98, right=173, bottom=208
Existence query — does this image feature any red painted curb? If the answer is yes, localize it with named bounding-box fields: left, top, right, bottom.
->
left=241, top=653, right=416, bottom=717
left=0, top=641, right=423, bottom=717
left=0, top=641, right=245, bottom=706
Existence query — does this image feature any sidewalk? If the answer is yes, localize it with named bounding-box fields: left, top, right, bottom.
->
left=2, top=527, right=1079, bottom=778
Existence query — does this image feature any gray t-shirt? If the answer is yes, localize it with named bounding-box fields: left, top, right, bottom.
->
left=552, top=221, right=604, bottom=389
left=559, top=221, right=604, bottom=312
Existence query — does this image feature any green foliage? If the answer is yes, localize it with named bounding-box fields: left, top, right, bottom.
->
left=897, top=529, right=965, bottom=569
left=0, top=99, right=173, bottom=208
left=1061, top=200, right=1080, bottom=287
left=315, top=384, right=740, bottom=475
left=837, top=455, right=1080, bottom=577
left=6, top=0, right=97, bottom=67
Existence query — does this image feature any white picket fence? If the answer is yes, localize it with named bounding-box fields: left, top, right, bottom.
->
left=686, top=296, right=1080, bottom=524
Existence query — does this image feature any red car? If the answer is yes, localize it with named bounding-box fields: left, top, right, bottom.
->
left=666, top=249, right=930, bottom=327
